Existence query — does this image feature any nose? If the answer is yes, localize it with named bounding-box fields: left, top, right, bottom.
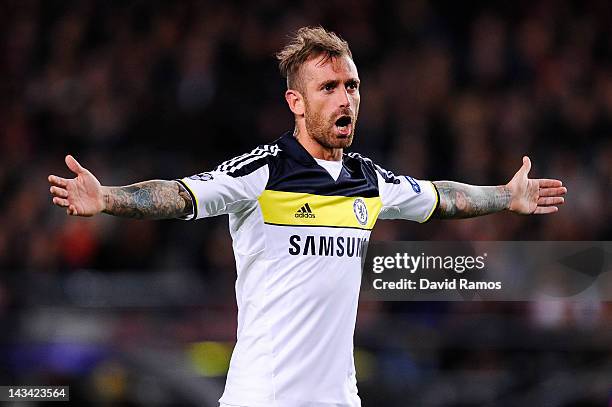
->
left=337, top=87, right=351, bottom=108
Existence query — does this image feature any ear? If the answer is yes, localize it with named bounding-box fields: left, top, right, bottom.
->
left=285, top=89, right=305, bottom=116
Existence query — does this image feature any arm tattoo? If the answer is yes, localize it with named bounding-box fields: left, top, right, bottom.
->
left=102, top=180, right=193, bottom=220
left=432, top=181, right=511, bottom=219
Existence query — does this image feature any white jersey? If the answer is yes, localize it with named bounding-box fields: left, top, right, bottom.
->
left=178, top=133, right=438, bottom=407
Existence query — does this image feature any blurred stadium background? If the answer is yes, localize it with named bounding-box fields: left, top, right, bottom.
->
left=1, top=0, right=611, bottom=405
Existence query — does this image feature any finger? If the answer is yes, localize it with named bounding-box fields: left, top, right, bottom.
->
left=53, top=196, right=70, bottom=207
left=48, top=175, right=68, bottom=188
left=522, top=156, right=531, bottom=175
left=50, top=186, right=68, bottom=198
left=539, top=186, right=567, bottom=197
left=538, top=179, right=563, bottom=188
left=68, top=205, right=78, bottom=216
left=65, top=155, right=85, bottom=175
left=537, top=197, right=564, bottom=206
left=534, top=206, right=558, bottom=215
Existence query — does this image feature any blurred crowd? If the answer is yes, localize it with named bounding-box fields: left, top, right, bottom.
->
left=1, top=0, right=610, bottom=273
left=0, top=0, right=611, bottom=405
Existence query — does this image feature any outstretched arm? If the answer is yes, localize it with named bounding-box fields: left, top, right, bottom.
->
left=48, top=155, right=193, bottom=219
left=432, top=182, right=511, bottom=219
left=101, top=181, right=193, bottom=219
left=433, top=156, right=567, bottom=219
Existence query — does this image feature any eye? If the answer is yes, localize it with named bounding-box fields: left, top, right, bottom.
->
left=347, top=81, right=359, bottom=90
left=324, top=84, right=334, bottom=92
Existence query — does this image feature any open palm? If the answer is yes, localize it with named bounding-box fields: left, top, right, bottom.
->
left=507, top=156, right=567, bottom=215
left=48, top=155, right=105, bottom=216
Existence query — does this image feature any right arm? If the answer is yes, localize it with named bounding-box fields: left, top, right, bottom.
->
left=49, top=155, right=193, bottom=219
left=102, top=181, right=192, bottom=219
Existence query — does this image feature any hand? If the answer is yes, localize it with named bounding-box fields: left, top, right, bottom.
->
left=48, top=155, right=105, bottom=216
left=506, top=156, right=567, bottom=215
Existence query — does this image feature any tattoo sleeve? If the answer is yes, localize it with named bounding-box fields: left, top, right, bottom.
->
left=432, top=181, right=511, bottom=219
left=102, top=180, right=194, bottom=220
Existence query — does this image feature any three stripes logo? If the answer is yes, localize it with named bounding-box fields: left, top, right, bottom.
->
left=295, top=203, right=316, bottom=219
left=215, top=144, right=280, bottom=175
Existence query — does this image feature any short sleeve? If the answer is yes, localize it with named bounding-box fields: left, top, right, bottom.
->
left=177, top=146, right=275, bottom=220
left=375, top=164, right=439, bottom=223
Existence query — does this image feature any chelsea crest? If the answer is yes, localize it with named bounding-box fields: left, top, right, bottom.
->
left=353, top=198, right=368, bottom=226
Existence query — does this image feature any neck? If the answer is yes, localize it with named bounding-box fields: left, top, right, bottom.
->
left=293, top=126, right=343, bottom=161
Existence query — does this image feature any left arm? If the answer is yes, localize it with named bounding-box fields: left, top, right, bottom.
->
left=433, top=156, right=567, bottom=219
left=432, top=182, right=511, bottom=219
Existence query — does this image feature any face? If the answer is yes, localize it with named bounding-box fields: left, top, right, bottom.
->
left=296, top=55, right=360, bottom=149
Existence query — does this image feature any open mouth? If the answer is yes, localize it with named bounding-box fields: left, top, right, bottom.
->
left=335, top=115, right=353, bottom=136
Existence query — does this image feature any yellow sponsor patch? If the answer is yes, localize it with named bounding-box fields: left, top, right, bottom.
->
left=258, top=190, right=382, bottom=230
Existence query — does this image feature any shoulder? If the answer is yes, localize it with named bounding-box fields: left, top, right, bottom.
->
left=344, top=151, right=374, bottom=164
left=344, top=151, right=378, bottom=176
left=344, top=151, right=401, bottom=185
left=214, top=143, right=281, bottom=178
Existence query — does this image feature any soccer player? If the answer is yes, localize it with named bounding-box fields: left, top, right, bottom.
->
left=48, top=27, right=566, bottom=407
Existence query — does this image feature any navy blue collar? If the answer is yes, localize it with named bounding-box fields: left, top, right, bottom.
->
left=276, top=131, right=352, bottom=166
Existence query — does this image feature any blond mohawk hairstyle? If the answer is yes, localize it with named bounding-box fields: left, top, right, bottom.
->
left=276, top=26, right=352, bottom=91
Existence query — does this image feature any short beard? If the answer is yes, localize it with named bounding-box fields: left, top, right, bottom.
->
left=304, top=100, right=356, bottom=149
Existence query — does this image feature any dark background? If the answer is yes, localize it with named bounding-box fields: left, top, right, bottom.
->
left=0, top=0, right=611, bottom=405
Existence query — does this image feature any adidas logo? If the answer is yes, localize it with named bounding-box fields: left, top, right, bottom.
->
left=295, top=203, right=316, bottom=218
